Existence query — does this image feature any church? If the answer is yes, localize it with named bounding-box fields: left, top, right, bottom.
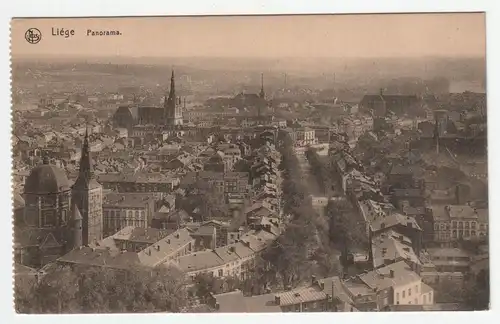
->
left=14, top=128, right=103, bottom=268
left=113, top=70, right=184, bottom=129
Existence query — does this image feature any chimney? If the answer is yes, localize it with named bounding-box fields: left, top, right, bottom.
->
left=275, top=296, right=281, bottom=305
left=156, top=245, right=160, bottom=251
left=215, top=302, right=220, bottom=310
left=389, top=270, right=395, bottom=278
left=311, top=275, right=317, bottom=286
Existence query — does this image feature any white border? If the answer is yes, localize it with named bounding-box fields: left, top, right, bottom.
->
left=1, top=1, right=498, bottom=324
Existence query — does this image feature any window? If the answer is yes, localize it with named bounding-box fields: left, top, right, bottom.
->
left=61, top=210, right=67, bottom=224
left=396, top=292, right=400, bottom=302
left=415, top=285, right=419, bottom=293
left=409, top=288, right=412, bottom=296
left=295, top=304, right=300, bottom=312
left=452, top=221, right=457, bottom=228
left=471, top=222, right=476, bottom=229
left=41, top=211, right=56, bottom=227
left=218, top=269, right=223, bottom=277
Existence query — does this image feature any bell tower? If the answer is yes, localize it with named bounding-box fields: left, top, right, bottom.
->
left=71, top=127, right=103, bottom=245
left=164, top=70, right=183, bottom=127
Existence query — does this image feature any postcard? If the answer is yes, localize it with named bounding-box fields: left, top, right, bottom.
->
left=10, top=13, right=488, bottom=313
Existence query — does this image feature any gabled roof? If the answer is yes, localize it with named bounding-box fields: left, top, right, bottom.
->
left=138, top=228, right=195, bottom=267
left=358, top=261, right=421, bottom=291
left=370, top=212, right=422, bottom=233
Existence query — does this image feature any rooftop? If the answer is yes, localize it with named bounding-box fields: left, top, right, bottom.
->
left=427, top=247, right=470, bottom=259
left=370, top=212, right=422, bottom=233
left=58, top=247, right=141, bottom=270
left=138, top=228, right=195, bottom=267
left=448, top=205, right=480, bottom=219
left=103, top=192, right=157, bottom=208
left=97, top=172, right=177, bottom=184
left=213, top=290, right=280, bottom=313
left=275, top=286, right=328, bottom=306
left=358, top=261, right=421, bottom=291
left=112, top=226, right=173, bottom=244
left=371, top=232, right=421, bottom=268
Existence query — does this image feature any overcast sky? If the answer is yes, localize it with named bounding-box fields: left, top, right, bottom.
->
left=11, top=13, right=486, bottom=59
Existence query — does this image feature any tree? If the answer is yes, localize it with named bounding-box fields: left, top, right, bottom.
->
left=326, top=200, right=368, bottom=254
left=15, top=265, right=188, bottom=314
left=305, top=147, right=333, bottom=194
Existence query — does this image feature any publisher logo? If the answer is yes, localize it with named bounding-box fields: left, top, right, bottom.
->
left=25, top=28, right=42, bottom=44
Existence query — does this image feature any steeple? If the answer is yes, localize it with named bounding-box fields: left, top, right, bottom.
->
left=168, top=69, right=176, bottom=103
left=259, top=73, right=265, bottom=99
left=74, top=126, right=93, bottom=188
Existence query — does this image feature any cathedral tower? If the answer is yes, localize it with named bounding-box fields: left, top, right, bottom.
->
left=259, top=73, right=265, bottom=99
left=164, top=70, right=183, bottom=127
left=71, top=127, right=103, bottom=245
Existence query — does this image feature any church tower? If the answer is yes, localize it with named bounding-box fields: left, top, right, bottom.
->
left=164, top=70, right=183, bottom=127
left=259, top=73, right=265, bottom=99
left=71, top=127, right=103, bottom=245
left=70, top=204, right=83, bottom=249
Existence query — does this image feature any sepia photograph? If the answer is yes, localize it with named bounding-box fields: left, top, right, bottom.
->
left=10, top=13, right=488, bottom=313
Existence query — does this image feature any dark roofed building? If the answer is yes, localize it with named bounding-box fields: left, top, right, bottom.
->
left=359, top=91, right=421, bottom=117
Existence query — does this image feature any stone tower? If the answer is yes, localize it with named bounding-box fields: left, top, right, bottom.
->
left=71, top=127, right=103, bottom=245
left=164, top=70, right=183, bottom=127
left=70, top=204, right=83, bottom=249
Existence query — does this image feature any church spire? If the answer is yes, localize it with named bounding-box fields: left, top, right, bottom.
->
left=168, top=69, right=176, bottom=102
left=74, top=126, right=93, bottom=188
left=259, top=73, right=265, bottom=99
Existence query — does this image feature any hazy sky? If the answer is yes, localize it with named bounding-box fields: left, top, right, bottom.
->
left=11, top=13, right=486, bottom=58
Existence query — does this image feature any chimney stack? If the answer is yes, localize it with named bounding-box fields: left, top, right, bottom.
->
left=311, top=275, right=317, bottom=286
left=389, top=270, right=395, bottom=278
left=275, top=296, right=281, bottom=305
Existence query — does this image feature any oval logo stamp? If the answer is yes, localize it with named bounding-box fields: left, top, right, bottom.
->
left=25, top=28, right=42, bottom=44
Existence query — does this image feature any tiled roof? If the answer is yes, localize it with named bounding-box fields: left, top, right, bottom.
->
left=371, top=232, right=421, bottom=268
left=358, top=261, right=421, bottom=291
left=58, top=247, right=141, bottom=269
left=213, top=290, right=280, bottom=313
left=317, top=276, right=353, bottom=305
left=448, top=205, right=480, bottom=219
left=174, top=250, right=225, bottom=272
left=275, top=286, right=328, bottom=306
left=370, top=212, right=421, bottom=232
left=102, top=192, right=157, bottom=208
left=138, top=228, right=195, bottom=267
left=111, top=226, right=173, bottom=244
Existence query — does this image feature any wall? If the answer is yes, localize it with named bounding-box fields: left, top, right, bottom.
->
left=393, top=279, right=422, bottom=305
